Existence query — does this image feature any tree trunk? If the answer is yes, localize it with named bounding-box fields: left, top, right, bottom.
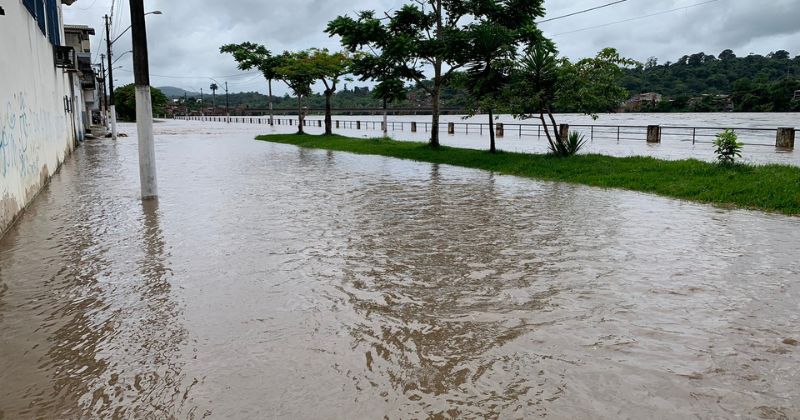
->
left=382, top=97, right=388, bottom=137
left=297, top=95, right=304, bottom=134
left=431, top=68, right=442, bottom=147
left=268, top=79, right=274, bottom=125
left=324, top=90, right=333, bottom=135
left=488, top=108, right=496, bottom=153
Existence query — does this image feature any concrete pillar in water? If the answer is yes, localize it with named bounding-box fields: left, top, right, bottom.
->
left=357, top=121, right=361, bottom=130
left=647, top=125, right=661, bottom=143
left=496, top=123, right=504, bottom=137
left=411, top=122, right=417, bottom=132
left=776, top=128, right=795, bottom=149
left=110, top=105, right=118, bottom=139
left=336, top=120, right=340, bottom=129
left=448, top=122, right=455, bottom=134
left=318, top=120, right=322, bottom=127
left=559, top=124, right=569, bottom=141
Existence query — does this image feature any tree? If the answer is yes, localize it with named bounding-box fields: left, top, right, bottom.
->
left=114, top=84, right=167, bottom=121
left=274, top=51, right=315, bottom=134
left=209, top=83, right=218, bottom=107
left=461, top=26, right=516, bottom=153
left=302, top=49, right=352, bottom=135
left=460, top=1, right=547, bottom=153
left=510, top=47, right=634, bottom=155
left=220, top=42, right=283, bottom=125
left=327, top=0, right=476, bottom=147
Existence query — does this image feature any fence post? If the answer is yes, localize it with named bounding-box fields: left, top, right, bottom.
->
left=776, top=127, right=795, bottom=149
left=336, top=120, right=340, bottom=129
left=411, top=121, right=417, bottom=132
left=496, top=123, right=504, bottom=137
left=448, top=122, right=455, bottom=134
left=357, top=121, right=361, bottom=130
left=647, top=125, right=661, bottom=143
left=559, top=124, right=569, bottom=141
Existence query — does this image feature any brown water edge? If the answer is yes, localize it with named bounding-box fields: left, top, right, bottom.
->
left=0, top=120, right=798, bottom=418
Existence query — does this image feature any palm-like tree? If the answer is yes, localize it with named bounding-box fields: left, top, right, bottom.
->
left=209, top=83, right=218, bottom=107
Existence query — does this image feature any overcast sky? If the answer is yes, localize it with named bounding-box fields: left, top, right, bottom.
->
left=62, top=0, right=800, bottom=95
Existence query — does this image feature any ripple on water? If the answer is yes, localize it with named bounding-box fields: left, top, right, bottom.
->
left=0, top=120, right=798, bottom=418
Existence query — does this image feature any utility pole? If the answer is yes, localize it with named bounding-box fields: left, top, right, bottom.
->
left=130, top=0, right=157, bottom=199
left=225, top=81, right=229, bottom=122
left=104, top=14, right=118, bottom=139
left=200, top=88, right=204, bottom=116
left=99, top=55, right=108, bottom=127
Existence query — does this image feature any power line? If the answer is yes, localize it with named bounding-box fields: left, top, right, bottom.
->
left=537, top=0, right=629, bottom=24
left=116, top=69, right=262, bottom=80
left=551, top=0, right=720, bottom=36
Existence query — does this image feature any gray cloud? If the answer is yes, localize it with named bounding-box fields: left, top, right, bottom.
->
left=63, top=0, right=800, bottom=95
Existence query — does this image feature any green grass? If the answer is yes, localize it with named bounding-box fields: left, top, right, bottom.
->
left=256, top=133, right=800, bottom=216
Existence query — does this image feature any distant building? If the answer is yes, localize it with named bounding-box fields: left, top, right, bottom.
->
left=623, top=92, right=663, bottom=111
left=64, top=24, right=100, bottom=130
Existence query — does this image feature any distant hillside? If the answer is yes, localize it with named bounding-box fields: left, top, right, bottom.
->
left=158, top=86, right=200, bottom=98
left=621, top=49, right=800, bottom=112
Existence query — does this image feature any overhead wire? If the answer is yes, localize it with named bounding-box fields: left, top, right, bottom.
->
left=536, top=0, right=629, bottom=24
left=551, top=0, right=721, bottom=36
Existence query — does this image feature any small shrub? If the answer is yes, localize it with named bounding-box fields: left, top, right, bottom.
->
left=714, top=129, right=743, bottom=164
left=549, top=131, right=587, bottom=157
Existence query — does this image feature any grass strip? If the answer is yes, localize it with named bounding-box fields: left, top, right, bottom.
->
left=256, top=133, right=800, bottom=216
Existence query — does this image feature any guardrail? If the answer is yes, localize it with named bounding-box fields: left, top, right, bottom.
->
left=175, top=115, right=797, bottom=149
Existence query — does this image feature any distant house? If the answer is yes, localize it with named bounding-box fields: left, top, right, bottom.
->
left=64, top=24, right=100, bottom=129
left=623, top=92, right=663, bottom=111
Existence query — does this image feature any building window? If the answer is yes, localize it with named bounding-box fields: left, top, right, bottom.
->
left=21, top=0, right=61, bottom=46
left=22, top=0, right=36, bottom=16
left=46, top=0, right=60, bottom=46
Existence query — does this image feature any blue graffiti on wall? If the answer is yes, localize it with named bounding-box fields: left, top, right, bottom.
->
left=0, top=92, right=61, bottom=182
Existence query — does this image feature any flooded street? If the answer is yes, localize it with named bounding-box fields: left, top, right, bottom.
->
left=1, top=120, right=799, bottom=418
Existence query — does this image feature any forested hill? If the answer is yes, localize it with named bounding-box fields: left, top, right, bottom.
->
left=620, top=49, right=800, bottom=112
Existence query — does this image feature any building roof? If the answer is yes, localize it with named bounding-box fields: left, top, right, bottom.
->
left=64, top=24, right=96, bottom=35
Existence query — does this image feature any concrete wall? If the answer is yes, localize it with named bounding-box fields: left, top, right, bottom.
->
left=1, top=0, right=81, bottom=234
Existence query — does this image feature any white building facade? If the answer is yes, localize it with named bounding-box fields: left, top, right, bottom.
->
left=1, top=0, right=85, bottom=234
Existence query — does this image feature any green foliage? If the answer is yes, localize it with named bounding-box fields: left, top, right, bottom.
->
left=220, top=42, right=282, bottom=81
left=327, top=0, right=547, bottom=146
left=621, top=49, right=800, bottom=111
left=257, top=133, right=800, bottom=216
left=510, top=47, right=634, bottom=154
left=549, top=131, right=587, bottom=157
left=713, top=129, right=743, bottom=164
left=113, top=84, right=168, bottom=121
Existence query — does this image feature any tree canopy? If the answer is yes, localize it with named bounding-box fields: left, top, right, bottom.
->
left=113, top=84, right=168, bottom=121
left=327, top=0, right=547, bottom=146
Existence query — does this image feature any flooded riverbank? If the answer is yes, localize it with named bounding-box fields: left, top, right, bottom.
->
left=1, top=120, right=798, bottom=418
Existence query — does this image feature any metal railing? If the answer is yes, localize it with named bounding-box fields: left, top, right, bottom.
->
left=175, top=115, right=797, bottom=149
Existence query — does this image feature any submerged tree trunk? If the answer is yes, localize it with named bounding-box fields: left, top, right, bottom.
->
left=431, top=74, right=442, bottom=147
left=297, top=95, right=304, bottom=134
left=488, top=107, right=496, bottom=153
left=324, top=90, right=333, bottom=135
left=382, top=97, right=388, bottom=137
left=268, top=79, right=274, bottom=126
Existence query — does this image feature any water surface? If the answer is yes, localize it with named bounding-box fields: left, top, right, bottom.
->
left=1, top=120, right=798, bottom=418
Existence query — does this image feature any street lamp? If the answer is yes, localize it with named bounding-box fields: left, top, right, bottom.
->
left=112, top=50, right=132, bottom=65
left=105, top=10, right=162, bottom=140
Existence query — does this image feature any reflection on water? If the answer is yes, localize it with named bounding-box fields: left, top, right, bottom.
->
left=1, top=120, right=798, bottom=418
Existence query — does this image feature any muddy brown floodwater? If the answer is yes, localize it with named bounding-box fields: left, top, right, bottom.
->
left=1, top=120, right=799, bottom=419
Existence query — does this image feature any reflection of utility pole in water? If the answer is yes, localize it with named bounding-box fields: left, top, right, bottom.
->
left=130, top=0, right=158, bottom=199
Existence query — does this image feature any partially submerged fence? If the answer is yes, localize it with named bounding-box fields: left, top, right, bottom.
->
left=175, top=115, right=797, bottom=149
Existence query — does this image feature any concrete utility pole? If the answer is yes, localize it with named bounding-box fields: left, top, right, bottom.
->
left=104, top=15, right=118, bottom=139
left=130, top=0, right=157, bottom=199
left=99, top=55, right=109, bottom=128
left=225, top=81, right=229, bottom=118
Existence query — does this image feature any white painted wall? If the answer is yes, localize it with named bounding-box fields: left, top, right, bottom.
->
left=1, top=0, right=81, bottom=234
